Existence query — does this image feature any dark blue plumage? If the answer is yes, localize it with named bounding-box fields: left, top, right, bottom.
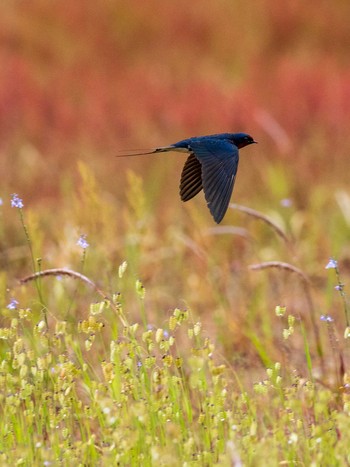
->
left=119, top=132, right=257, bottom=223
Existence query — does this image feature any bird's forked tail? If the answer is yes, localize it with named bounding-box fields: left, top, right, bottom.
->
left=116, top=146, right=176, bottom=157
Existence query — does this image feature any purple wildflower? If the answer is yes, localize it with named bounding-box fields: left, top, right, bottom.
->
left=325, top=258, right=338, bottom=270
left=320, top=314, right=334, bottom=323
left=11, top=194, right=24, bottom=209
left=280, top=198, right=292, bottom=207
left=77, top=234, right=89, bottom=249
left=7, top=298, right=19, bottom=310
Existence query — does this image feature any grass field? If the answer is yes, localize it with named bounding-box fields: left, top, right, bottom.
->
left=1, top=2, right=350, bottom=465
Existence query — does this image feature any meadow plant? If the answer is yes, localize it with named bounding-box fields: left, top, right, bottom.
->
left=1, top=185, right=350, bottom=465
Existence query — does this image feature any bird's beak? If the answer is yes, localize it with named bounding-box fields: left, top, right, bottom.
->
left=253, top=140, right=258, bottom=144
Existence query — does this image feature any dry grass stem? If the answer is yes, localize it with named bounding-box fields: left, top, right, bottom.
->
left=230, top=203, right=290, bottom=244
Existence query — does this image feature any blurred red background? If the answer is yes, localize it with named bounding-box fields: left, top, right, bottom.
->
left=1, top=0, right=350, bottom=203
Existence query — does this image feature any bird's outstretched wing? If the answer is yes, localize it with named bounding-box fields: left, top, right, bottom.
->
left=180, top=153, right=203, bottom=202
left=189, top=140, right=239, bottom=223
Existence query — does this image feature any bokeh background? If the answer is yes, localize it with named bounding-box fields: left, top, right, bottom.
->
left=1, top=0, right=350, bottom=379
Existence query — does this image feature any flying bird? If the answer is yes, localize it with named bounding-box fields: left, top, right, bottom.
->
left=118, top=132, right=257, bottom=223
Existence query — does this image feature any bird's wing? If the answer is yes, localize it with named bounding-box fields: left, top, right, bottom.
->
left=189, top=140, right=239, bottom=223
left=180, top=153, right=203, bottom=202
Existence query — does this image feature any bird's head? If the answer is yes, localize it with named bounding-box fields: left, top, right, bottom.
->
left=231, top=133, right=257, bottom=149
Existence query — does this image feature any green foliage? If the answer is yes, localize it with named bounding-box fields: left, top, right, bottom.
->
left=1, top=177, right=350, bottom=465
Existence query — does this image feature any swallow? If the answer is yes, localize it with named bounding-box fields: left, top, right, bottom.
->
left=118, top=132, right=257, bottom=223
